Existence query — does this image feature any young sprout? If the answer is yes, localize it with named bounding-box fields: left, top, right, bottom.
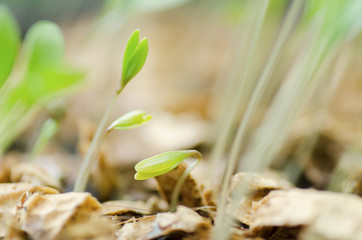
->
left=135, top=150, right=202, bottom=212
left=73, top=29, right=148, bottom=192
left=107, top=110, right=152, bottom=132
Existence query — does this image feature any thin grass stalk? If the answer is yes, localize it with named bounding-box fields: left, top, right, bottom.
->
left=208, top=19, right=250, bottom=181
left=285, top=47, right=351, bottom=183
left=224, top=16, right=329, bottom=240
left=228, top=0, right=303, bottom=179
left=212, top=1, right=304, bottom=239
left=213, top=0, right=269, bottom=240
left=209, top=0, right=270, bottom=184
left=240, top=35, right=327, bottom=173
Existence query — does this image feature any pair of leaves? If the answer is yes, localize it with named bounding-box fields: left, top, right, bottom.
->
left=134, top=150, right=202, bottom=180
left=120, top=29, right=148, bottom=89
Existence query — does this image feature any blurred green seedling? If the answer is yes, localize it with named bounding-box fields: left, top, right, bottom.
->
left=73, top=29, right=149, bottom=192
left=29, top=118, right=59, bottom=160
left=0, top=5, right=83, bottom=155
left=135, top=150, right=202, bottom=212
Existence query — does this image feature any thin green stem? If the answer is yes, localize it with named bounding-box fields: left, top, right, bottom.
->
left=73, top=91, right=119, bottom=192
left=170, top=153, right=202, bottom=212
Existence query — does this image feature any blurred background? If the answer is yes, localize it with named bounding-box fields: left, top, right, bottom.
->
left=1, top=0, right=362, bottom=200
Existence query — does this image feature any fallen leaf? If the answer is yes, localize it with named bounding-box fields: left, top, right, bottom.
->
left=116, top=216, right=156, bottom=240
left=147, top=205, right=211, bottom=239
left=0, top=183, right=58, bottom=238
left=17, top=192, right=114, bottom=240
left=103, top=200, right=154, bottom=224
left=227, top=172, right=293, bottom=226
left=250, top=189, right=362, bottom=240
left=10, top=162, right=62, bottom=190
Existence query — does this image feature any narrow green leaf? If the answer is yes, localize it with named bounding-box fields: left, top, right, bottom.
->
left=121, top=29, right=139, bottom=83
left=23, top=21, right=64, bottom=73
left=134, top=150, right=201, bottom=180
left=107, top=109, right=152, bottom=132
left=0, top=5, right=20, bottom=88
left=122, top=38, right=148, bottom=87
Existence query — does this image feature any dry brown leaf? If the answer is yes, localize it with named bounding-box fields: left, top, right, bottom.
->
left=250, top=188, right=362, bottom=240
left=0, top=153, right=21, bottom=183
left=0, top=183, right=58, bottom=238
left=116, top=216, right=156, bottom=240
left=103, top=200, right=155, bottom=225
left=145, top=196, right=169, bottom=212
left=147, top=205, right=211, bottom=239
left=155, top=162, right=205, bottom=209
left=10, top=163, right=62, bottom=190
left=328, top=150, right=362, bottom=196
left=227, top=172, right=293, bottom=226
left=17, top=192, right=114, bottom=240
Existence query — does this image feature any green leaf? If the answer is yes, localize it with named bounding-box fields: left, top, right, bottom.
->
left=134, top=150, right=201, bottom=180
left=0, top=5, right=20, bottom=88
left=22, top=65, right=84, bottom=103
left=123, top=38, right=148, bottom=85
left=120, top=30, right=148, bottom=89
left=107, top=109, right=152, bottom=132
left=121, top=29, right=139, bottom=82
left=23, top=21, right=64, bottom=73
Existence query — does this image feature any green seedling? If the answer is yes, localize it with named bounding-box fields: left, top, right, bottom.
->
left=0, top=8, right=84, bottom=156
left=73, top=29, right=149, bottom=192
left=107, top=109, right=152, bottom=132
left=29, top=118, right=59, bottom=160
left=135, top=150, right=202, bottom=212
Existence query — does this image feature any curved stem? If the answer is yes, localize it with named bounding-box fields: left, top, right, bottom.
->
left=170, top=153, right=201, bottom=212
left=73, top=92, right=119, bottom=192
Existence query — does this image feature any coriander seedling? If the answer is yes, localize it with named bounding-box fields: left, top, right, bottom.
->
left=135, top=150, right=202, bottom=212
left=0, top=16, right=84, bottom=155
left=73, top=30, right=149, bottom=192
